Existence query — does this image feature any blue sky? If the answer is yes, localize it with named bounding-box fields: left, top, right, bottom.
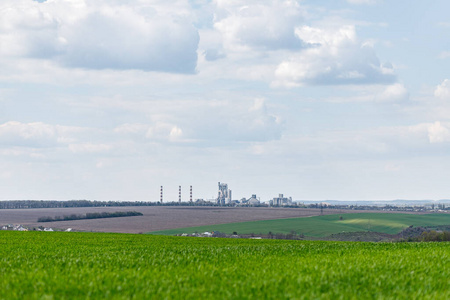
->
left=1, top=0, right=450, bottom=202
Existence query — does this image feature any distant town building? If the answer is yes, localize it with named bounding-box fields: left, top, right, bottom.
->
left=1, top=224, right=29, bottom=231
left=271, top=194, right=293, bottom=206
left=217, top=182, right=232, bottom=205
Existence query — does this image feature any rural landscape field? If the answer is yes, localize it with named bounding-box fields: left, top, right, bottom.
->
left=2, top=207, right=449, bottom=298
left=3, top=0, right=450, bottom=299
left=1, top=231, right=449, bottom=299
left=149, top=212, right=450, bottom=238
left=0, top=206, right=395, bottom=233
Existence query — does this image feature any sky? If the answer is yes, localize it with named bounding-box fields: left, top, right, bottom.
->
left=1, top=0, right=450, bottom=202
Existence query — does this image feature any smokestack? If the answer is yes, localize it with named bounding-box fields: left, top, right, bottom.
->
left=160, top=186, right=163, bottom=203
left=190, top=185, right=193, bottom=202
left=179, top=186, right=181, bottom=202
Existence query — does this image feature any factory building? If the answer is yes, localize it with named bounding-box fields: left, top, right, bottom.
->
left=271, top=194, right=293, bottom=206
left=247, top=194, right=260, bottom=206
left=217, top=182, right=232, bottom=205
left=238, top=194, right=261, bottom=206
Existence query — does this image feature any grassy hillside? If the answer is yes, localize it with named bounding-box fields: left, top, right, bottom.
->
left=1, top=231, right=449, bottom=299
left=148, top=213, right=450, bottom=237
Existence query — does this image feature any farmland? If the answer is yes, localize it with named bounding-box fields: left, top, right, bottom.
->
left=1, top=231, right=449, bottom=299
left=148, top=213, right=450, bottom=237
left=0, top=206, right=408, bottom=233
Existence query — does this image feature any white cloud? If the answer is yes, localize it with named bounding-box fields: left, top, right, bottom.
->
left=256, top=121, right=450, bottom=165
left=273, top=25, right=395, bottom=87
left=427, top=121, right=450, bottom=143
left=397, top=121, right=450, bottom=145
left=0, top=0, right=199, bottom=73
left=169, top=126, right=183, bottom=141
left=114, top=123, right=149, bottom=135
left=376, top=83, right=409, bottom=102
left=112, top=97, right=283, bottom=145
left=184, top=98, right=283, bottom=143
left=213, top=0, right=305, bottom=52
left=434, top=79, right=450, bottom=99
left=0, top=121, right=58, bottom=147
left=438, top=22, right=450, bottom=28
left=428, top=122, right=450, bottom=144
left=145, top=122, right=184, bottom=142
left=438, top=51, right=450, bottom=59
left=0, top=121, right=95, bottom=150
left=69, top=143, right=112, bottom=154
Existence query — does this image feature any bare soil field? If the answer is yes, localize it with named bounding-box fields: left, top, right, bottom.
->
left=0, top=206, right=425, bottom=233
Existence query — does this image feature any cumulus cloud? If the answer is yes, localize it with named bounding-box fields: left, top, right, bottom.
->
left=0, top=121, right=85, bottom=147
left=113, top=98, right=282, bottom=144
left=68, top=143, right=112, bottom=154
left=438, top=51, right=450, bottom=59
left=203, top=49, right=226, bottom=61
left=402, top=121, right=450, bottom=145
left=181, top=98, right=282, bottom=143
left=213, top=0, right=306, bottom=52
left=0, top=0, right=199, bottom=73
left=0, top=121, right=58, bottom=147
left=273, top=25, right=396, bottom=87
left=263, top=121, right=450, bottom=164
left=146, top=123, right=184, bottom=142
left=427, top=121, right=450, bottom=143
left=114, top=123, right=149, bottom=135
left=438, top=22, right=450, bottom=28
left=221, top=98, right=282, bottom=142
left=434, top=79, right=450, bottom=99
left=114, top=122, right=185, bottom=143
left=376, top=83, right=409, bottom=102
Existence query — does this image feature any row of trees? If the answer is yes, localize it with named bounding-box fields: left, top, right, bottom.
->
left=1, top=200, right=159, bottom=209
left=417, top=230, right=450, bottom=242
left=37, top=211, right=143, bottom=222
left=0, top=200, right=219, bottom=209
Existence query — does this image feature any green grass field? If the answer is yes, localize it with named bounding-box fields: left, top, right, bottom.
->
left=148, top=213, right=450, bottom=237
left=1, top=231, right=449, bottom=299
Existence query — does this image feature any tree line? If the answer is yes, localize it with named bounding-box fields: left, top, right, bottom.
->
left=0, top=200, right=213, bottom=209
left=416, top=230, right=450, bottom=242
left=0, top=200, right=158, bottom=209
left=37, top=211, right=143, bottom=222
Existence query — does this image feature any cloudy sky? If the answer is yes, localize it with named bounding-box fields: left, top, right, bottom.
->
left=1, top=0, right=450, bottom=202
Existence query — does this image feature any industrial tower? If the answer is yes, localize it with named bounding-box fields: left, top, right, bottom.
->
left=217, top=182, right=232, bottom=205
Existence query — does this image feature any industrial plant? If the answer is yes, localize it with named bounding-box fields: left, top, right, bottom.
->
left=159, top=182, right=295, bottom=207
left=270, top=194, right=293, bottom=206
left=217, top=182, right=232, bottom=205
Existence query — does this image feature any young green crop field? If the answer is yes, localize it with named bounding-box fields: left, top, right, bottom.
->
left=148, top=213, right=450, bottom=237
left=1, top=231, right=449, bottom=299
